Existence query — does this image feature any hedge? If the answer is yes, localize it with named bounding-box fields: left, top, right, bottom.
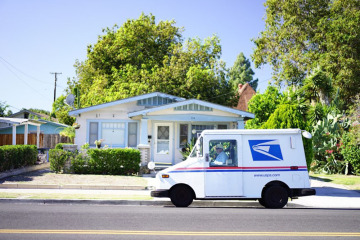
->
left=0, top=145, right=38, bottom=172
left=49, top=148, right=141, bottom=175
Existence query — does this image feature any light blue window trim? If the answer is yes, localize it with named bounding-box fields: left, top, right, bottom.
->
left=174, top=104, right=213, bottom=111
left=86, top=119, right=139, bottom=148
left=137, top=96, right=175, bottom=107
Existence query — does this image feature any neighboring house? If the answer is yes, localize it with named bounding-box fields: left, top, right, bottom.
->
left=235, top=83, right=256, bottom=112
left=0, top=109, right=70, bottom=148
left=69, top=92, right=255, bottom=166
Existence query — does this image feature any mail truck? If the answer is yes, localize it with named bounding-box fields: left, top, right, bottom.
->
left=150, top=129, right=315, bottom=208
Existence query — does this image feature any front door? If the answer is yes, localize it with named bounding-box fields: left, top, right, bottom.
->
left=204, top=136, right=243, bottom=197
left=154, top=123, right=173, bottom=164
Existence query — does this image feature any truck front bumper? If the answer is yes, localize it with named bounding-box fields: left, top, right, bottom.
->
left=291, top=188, right=316, bottom=197
left=151, top=189, right=169, bottom=198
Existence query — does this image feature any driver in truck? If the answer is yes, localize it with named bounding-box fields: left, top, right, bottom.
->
left=213, top=143, right=228, bottom=165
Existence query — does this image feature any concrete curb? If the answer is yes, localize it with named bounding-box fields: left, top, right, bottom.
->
left=0, top=198, right=303, bottom=208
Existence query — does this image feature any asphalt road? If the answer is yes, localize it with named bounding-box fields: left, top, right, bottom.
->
left=0, top=203, right=359, bottom=240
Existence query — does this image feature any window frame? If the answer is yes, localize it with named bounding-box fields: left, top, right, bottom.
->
left=87, top=120, right=139, bottom=148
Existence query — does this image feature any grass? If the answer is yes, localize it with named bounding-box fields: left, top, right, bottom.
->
left=310, top=173, right=360, bottom=190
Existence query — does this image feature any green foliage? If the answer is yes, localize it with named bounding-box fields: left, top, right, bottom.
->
left=0, top=145, right=37, bottom=172
left=52, top=95, right=75, bottom=125
left=54, top=143, right=73, bottom=150
left=246, top=86, right=284, bottom=129
left=80, top=148, right=141, bottom=175
left=0, top=101, right=10, bottom=117
left=341, top=131, right=360, bottom=175
left=65, top=13, right=236, bottom=109
left=311, top=109, right=351, bottom=174
left=229, top=52, right=258, bottom=91
left=49, top=149, right=72, bottom=173
left=59, top=126, right=75, bottom=141
left=180, top=138, right=195, bottom=161
left=252, top=0, right=360, bottom=106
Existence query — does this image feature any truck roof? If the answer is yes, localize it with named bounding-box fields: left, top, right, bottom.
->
left=201, top=128, right=302, bottom=136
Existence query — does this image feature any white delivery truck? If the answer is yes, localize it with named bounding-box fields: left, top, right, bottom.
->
left=150, top=129, right=315, bottom=208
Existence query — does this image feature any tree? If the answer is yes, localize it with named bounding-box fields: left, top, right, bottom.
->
left=252, top=0, right=360, bottom=105
left=229, top=52, right=258, bottom=91
left=245, top=86, right=283, bottom=129
left=52, top=95, right=75, bottom=126
left=0, top=101, right=10, bottom=117
left=70, top=13, right=236, bottom=108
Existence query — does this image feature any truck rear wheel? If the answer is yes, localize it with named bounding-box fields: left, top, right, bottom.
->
left=170, top=185, right=194, bottom=207
left=262, top=185, right=288, bottom=209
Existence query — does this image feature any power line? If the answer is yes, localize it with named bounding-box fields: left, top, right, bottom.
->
left=0, top=59, right=52, bottom=100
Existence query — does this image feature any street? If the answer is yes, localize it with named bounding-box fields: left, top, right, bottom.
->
left=0, top=203, right=359, bottom=239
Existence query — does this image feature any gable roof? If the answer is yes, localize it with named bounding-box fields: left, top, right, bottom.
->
left=128, top=98, right=255, bottom=119
left=68, top=92, right=185, bottom=116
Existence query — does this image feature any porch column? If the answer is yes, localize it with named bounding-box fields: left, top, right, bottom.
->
left=12, top=124, right=17, bottom=145
left=36, top=125, right=40, bottom=148
left=24, top=123, right=28, bottom=145
left=139, top=118, right=149, bottom=145
left=237, top=120, right=244, bottom=129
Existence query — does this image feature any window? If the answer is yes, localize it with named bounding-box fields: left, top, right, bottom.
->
left=102, top=122, right=125, bottom=146
left=179, top=124, right=188, bottom=148
left=128, top=122, right=138, bottom=147
left=191, top=125, right=214, bottom=139
left=89, top=122, right=99, bottom=146
left=218, top=124, right=228, bottom=129
left=88, top=121, right=138, bottom=147
left=209, top=140, right=237, bottom=167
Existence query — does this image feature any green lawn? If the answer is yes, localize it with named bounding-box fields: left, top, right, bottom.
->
left=310, top=173, right=360, bottom=190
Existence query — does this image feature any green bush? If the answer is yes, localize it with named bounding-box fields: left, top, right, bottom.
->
left=341, top=130, right=360, bottom=175
left=54, top=143, right=73, bottom=150
left=70, top=153, right=90, bottom=174
left=49, top=149, right=73, bottom=173
left=0, top=145, right=37, bottom=172
left=83, top=148, right=141, bottom=175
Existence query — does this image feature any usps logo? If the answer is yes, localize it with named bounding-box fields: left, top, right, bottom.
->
left=249, top=140, right=283, bottom=161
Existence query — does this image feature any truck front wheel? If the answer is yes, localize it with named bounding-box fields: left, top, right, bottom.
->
left=261, top=185, right=288, bottom=209
left=170, top=185, right=194, bottom=207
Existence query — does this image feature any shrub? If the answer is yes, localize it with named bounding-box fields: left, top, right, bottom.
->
left=85, top=148, right=141, bottom=175
left=49, top=149, right=72, bottom=173
left=71, top=153, right=91, bottom=174
left=54, top=143, right=73, bottom=150
left=341, top=129, right=360, bottom=175
left=0, top=145, right=37, bottom=172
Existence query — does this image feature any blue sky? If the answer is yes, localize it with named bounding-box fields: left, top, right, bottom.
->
left=0, top=0, right=272, bottom=113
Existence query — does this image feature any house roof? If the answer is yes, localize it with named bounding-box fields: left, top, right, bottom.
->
left=0, top=117, right=42, bottom=126
left=9, top=109, right=58, bottom=122
left=68, top=92, right=185, bottom=116
left=128, top=98, right=255, bottom=119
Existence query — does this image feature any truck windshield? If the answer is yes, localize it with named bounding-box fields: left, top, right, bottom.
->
left=190, top=136, right=203, bottom=158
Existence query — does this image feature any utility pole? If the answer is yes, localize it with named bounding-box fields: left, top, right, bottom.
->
left=50, top=72, right=62, bottom=103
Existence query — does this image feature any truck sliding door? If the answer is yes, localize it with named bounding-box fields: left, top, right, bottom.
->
left=204, top=136, right=243, bottom=197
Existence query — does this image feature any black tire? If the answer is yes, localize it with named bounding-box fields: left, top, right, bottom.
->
left=258, top=198, right=266, bottom=207
left=262, top=185, right=288, bottom=209
left=170, top=185, right=194, bottom=207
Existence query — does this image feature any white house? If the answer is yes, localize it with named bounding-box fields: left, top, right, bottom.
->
left=68, top=92, right=254, bottom=166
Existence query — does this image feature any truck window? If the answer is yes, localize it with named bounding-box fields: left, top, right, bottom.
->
left=209, top=140, right=237, bottom=167
left=190, top=136, right=203, bottom=158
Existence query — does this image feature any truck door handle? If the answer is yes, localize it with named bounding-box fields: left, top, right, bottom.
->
left=205, top=153, right=209, bottom=162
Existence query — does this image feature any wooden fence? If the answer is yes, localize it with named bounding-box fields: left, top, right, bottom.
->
left=0, top=133, right=72, bottom=148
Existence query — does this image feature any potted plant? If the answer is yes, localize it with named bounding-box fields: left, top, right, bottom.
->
left=94, top=139, right=104, bottom=149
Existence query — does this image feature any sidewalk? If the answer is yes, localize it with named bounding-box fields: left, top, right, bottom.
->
left=0, top=168, right=359, bottom=209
